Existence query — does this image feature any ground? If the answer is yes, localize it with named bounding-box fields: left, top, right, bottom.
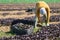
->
left=0, top=2, right=60, bottom=40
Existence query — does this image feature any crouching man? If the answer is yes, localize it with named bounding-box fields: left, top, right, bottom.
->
left=33, top=1, right=50, bottom=33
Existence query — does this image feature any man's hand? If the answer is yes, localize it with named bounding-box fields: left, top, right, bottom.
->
left=42, top=22, right=49, bottom=26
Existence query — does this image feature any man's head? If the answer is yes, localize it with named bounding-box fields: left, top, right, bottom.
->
left=40, top=7, right=47, bottom=15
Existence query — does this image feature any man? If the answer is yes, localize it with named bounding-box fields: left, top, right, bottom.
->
left=33, top=1, right=50, bottom=33
left=35, top=1, right=50, bottom=26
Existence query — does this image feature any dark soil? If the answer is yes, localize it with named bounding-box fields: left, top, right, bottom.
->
left=0, top=3, right=60, bottom=40
left=0, top=23, right=60, bottom=40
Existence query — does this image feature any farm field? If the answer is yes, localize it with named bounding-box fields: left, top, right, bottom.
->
left=0, top=3, right=60, bottom=40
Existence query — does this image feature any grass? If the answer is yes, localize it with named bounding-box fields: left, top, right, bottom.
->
left=0, top=31, right=16, bottom=38
left=0, top=0, right=59, bottom=4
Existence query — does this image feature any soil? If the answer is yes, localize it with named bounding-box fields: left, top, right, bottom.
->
left=0, top=3, right=60, bottom=40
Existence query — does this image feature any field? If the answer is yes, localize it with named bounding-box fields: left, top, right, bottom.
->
left=0, top=0, right=59, bottom=4
left=0, top=3, right=60, bottom=40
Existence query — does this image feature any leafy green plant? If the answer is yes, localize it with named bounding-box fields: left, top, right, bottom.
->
left=0, top=31, right=15, bottom=38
